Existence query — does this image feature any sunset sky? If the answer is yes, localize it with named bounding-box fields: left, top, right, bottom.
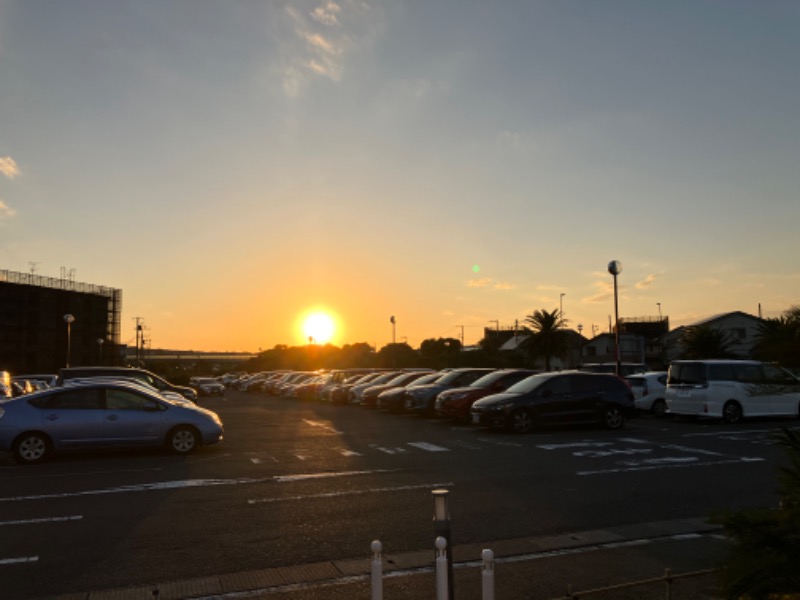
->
left=1, top=1, right=798, bottom=352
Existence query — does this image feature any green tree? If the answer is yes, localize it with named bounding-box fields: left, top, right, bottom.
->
left=752, top=306, right=800, bottom=367
left=520, top=308, right=569, bottom=371
left=712, top=428, right=800, bottom=599
left=678, top=324, right=736, bottom=359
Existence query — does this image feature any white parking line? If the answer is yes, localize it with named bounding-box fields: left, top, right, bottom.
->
left=407, top=442, right=449, bottom=452
left=0, top=515, right=82, bottom=526
left=0, top=556, right=38, bottom=566
left=338, top=449, right=362, bottom=457
left=537, top=442, right=614, bottom=450
left=247, top=482, right=455, bottom=505
left=273, top=469, right=395, bottom=483
left=577, top=456, right=765, bottom=476
left=302, top=419, right=343, bottom=434
left=0, top=470, right=400, bottom=502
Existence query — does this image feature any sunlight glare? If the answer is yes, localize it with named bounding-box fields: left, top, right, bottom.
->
left=300, top=311, right=337, bottom=345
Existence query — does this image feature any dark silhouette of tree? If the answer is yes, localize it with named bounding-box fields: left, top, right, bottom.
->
left=419, top=337, right=461, bottom=368
left=520, top=308, right=569, bottom=371
left=712, top=428, right=800, bottom=599
left=376, top=343, right=418, bottom=368
left=678, top=324, right=736, bottom=359
left=752, top=306, right=800, bottom=367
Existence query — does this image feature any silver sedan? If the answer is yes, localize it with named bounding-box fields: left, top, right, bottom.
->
left=0, top=380, right=224, bottom=464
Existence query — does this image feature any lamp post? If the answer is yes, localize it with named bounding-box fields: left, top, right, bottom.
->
left=560, top=293, right=565, bottom=320
left=607, top=260, right=623, bottom=376
left=64, top=314, right=75, bottom=368
left=96, top=338, right=104, bottom=365
left=577, top=323, right=583, bottom=366
left=657, top=302, right=662, bottom=321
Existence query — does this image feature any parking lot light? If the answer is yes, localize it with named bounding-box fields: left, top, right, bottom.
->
left=607, top=261, right=623, bottom=376
left=64, top=314, right=75, bottom=368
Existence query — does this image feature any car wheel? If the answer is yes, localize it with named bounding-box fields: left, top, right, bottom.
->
left=14, top=432, right=51, bottom=464
left=167, top=426, right=199, bottom=455
left=510, top=409, right=534, bottom=434
left=651, top=399, right=667, bottom=418
left=723, top=401, right=743, bottom=424
left=604, top=406, right=625, bottom=430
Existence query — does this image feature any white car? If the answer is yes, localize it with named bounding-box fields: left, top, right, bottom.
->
left=190, top=377, right=226, bottom=397
left=665, top=360, right=800, bottom=423
left=625, top=372, right=668, bottom=417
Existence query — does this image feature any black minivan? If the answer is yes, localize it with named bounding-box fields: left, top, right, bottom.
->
left=57, top=367, right=198, bottom=402
left=471, top=371, right=635, bottom=433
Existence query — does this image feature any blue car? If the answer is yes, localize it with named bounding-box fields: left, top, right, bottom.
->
left=0, top=380, right=224, bottom=464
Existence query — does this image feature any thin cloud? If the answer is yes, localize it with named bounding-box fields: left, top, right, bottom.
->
left=281, top=1, right=377, bottom=95
left=635, top=273, right=658, bottom=289
left=0, top=157, right=20, bottom=179
left=311, top=1, right=342, bottom=26
left=584, top=281, right=613, bottom=304
left=468, top=278, right=492, bottom=288
left=0, top=200, right=17, bottom=220
left=494, top=282, right=516, bottom=291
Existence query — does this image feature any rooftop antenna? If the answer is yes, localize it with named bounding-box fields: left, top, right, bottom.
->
left=29, top=261, right=38, bottom=275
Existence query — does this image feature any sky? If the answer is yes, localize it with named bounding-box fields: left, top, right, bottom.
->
left=1, top=1, right=799, bottom=352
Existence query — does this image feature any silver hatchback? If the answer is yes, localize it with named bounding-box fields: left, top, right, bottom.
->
left=0, top=380, right=224, bottom=464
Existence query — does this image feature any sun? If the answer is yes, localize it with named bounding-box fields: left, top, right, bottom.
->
left=300, top=311, right=337, bottom=345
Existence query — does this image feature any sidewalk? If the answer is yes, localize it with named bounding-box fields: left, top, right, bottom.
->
left=51, top=517, right=727, bottom=600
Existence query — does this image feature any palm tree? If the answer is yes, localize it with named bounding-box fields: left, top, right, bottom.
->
left=752, top=306, right=800, bottom=367
left=520, top=308, right=570, bottom=371
left=678, top=323, right=736, bottom=359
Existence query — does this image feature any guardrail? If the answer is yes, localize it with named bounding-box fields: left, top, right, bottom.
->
left=553, top=567, right=721, bottom=600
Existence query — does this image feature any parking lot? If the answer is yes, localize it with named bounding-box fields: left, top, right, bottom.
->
left=1, top=390, right=796, bottom=599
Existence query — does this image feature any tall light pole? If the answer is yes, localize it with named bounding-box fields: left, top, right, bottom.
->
left=607, top=260, right=623, bottom=376
left=64, top=314, right=75, bottom=368
left=657, top=302, right=662, bottom=321
left=389, top=316, right=396, bottom=344
left=96, top=338, right=104, bottom=365
left=560, top=293, right=565, bottom=320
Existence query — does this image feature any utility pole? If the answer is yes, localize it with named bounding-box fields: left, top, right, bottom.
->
left=133, top=317, right=144, bottom=365
left=456, top=325, right=464, bottom=350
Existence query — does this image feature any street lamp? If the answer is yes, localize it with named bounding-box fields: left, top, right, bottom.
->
left=63, top=314, right=75, bottom=368
left=657, top=302, right=662, bottom=320
left=96, top=338, right=104, bottom=365
left=607, top=260, right=622, bottom=376
left=389, top=315, right=396, bottom=344
left=560, top=293, right=566, bottom=320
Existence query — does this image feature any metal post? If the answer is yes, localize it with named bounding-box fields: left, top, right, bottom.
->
left=432, top=489, right=454, bottom=600
left=482, top=549, right=495, bottom=600
left=607, top=261, right=623, bottom=377
left=371, top=540, right=383, bottom=600
left=435, top=536, right=448, bottom=600
left=63, top=314, right=75, bottom=368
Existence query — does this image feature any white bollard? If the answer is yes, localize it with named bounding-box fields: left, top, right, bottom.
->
left=435, top=536, right=449, bottom=600
left=371, top=540, right=383, bottom=600
left=481, top=548, right=495, bottom=600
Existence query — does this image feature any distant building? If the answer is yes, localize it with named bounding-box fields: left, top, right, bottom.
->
left=0, top=269, right=122, bottom=373
left=662, top=311, right=764, bottom=361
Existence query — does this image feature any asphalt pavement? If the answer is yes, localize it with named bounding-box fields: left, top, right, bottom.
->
left=49, top=516, right=728, bottom=600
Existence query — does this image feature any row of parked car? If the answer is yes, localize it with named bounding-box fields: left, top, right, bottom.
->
left=227, top=358, right=800, bottom=431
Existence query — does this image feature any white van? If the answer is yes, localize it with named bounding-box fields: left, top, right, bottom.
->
left=665, top=360, right=800, bottom=423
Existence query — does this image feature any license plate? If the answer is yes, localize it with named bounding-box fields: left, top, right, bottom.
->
left=472, top=414, right=480, bottom=424
left=677, top=390, right=691, bottom=398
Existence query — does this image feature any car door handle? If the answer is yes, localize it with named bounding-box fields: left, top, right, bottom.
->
left=45, top=414, right=59, bottom=421
left=107, top=414, right=118, bottom=422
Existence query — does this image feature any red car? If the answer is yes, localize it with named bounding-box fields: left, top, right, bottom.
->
left=435, top=369, right=539, bottom=421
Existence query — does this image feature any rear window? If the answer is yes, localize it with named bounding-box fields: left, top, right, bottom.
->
left=668, top=363, right=706, bottom=385
left=626, top=377, right=645, bottom=388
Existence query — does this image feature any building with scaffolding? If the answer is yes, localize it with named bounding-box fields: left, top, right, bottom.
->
left=0, top=269, right=122, bottom=373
